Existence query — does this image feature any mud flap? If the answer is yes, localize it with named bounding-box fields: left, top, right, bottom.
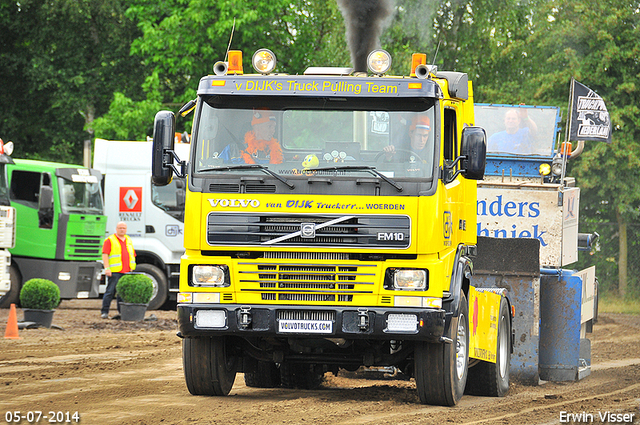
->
left=470, top=236, right=540, bottom=385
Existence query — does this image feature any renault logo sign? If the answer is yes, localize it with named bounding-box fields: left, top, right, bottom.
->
left=301, top=223, right=316, bottom=238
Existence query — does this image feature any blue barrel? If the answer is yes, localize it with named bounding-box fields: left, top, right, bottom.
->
left=539, top=269, right=582, bottom=381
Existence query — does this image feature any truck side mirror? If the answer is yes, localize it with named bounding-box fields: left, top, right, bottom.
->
left=152, top=111, right=176, bottom=186
left=461, top=126, right=487, bottom=180
left=38, top=185, right=54, bottom=229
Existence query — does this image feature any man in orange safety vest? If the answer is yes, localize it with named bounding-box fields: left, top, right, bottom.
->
left=101, top=221, right=136, bottom=319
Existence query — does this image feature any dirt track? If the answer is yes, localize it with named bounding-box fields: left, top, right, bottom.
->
left=1, top=300, right=639, bottom=425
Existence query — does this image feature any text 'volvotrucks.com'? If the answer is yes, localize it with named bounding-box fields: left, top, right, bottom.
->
left=152, top=49, right=512, bottom=406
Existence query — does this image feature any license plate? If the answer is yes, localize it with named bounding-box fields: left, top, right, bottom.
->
left=278, top=320, right=333, bottom=334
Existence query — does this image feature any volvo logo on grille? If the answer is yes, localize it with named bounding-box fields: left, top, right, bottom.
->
left=300, top=223, right=316, bottom=238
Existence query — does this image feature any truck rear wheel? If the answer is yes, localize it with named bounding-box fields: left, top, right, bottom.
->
left=183, top=336, right=238, bottom=396
left=244, top=358, right=281, bottom=388
left=0, top=265, right=21, bottom=309
left=414, top=291, right=469, bottom=406
left=135, top=263, right=167, bottom=310
left=280, top=362, right=324, bottom=390
left=466, top=296, right=511, bottom=397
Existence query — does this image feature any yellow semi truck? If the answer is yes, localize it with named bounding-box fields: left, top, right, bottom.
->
left=151, top=49, right=512, bottom=406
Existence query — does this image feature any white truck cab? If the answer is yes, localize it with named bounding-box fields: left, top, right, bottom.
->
left=93, top=138, right=190, bottom=309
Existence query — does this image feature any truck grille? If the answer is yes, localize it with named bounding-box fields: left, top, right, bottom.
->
left=237, top=261, right=377, bottom=304
left=207, top=213, right=410, bottom=248
left=277, top=310, right=335, bottom=321
left=68, top=234, right=103, bottom=259
left=209, top=183, right=276, bottom=193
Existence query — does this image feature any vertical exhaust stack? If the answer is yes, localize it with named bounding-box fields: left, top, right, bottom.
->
left=337, top=0, right=395, bottom=73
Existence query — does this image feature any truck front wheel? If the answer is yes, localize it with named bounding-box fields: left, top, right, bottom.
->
left=183, top=336, right=238, bottom=396
left=135, top=263, right=168, bottom=310
left=414, top=291, right=469, bottom=406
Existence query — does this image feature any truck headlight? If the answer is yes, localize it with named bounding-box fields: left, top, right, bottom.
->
left=367, top=49, right=392, bottom=75
left=252, top=48, right=277, bottom=74
left=551, top=155, right=564, bottom=176
left=192, top=265, right=229, bottom=287
left=393, top=269, right=427, bottom=290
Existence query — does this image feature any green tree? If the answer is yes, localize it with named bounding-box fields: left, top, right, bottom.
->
left=125, top=0, right=349, bottom=95
left=383, top=0, right=547, bottom=103
left=96, top=0, right=350, bottom=138
left=91, top=93, right=162, bottom=141
left=0, top=0, right=148, bottom=163
left=535, top=0, right=640, bottom=297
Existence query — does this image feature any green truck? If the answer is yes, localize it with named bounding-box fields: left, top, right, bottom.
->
left=1, top=159, right=106, bottom=306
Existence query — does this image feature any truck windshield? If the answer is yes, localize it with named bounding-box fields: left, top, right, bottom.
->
left=194, top=97, right=436, bottom=181
left=58, top=177, right=103, bottom=215
left=475, top=104, right=560, bottom=157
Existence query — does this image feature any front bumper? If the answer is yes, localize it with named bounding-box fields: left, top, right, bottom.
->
left=12, top=257, right=101, bottom=299
left=177, top=304, right=446, bottom=342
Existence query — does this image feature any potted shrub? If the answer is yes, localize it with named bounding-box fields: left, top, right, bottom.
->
left=19, top=278, right=60, bottom=328
left=116, top=274, right=154, bottom=321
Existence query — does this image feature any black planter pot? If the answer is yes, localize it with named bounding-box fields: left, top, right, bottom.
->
left=120, top=303, right=148, bottom=321
left=23, top=309, right=55, bottom=328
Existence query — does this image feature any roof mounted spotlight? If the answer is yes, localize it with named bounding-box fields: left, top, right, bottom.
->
left=252, top=49, right=277, bottom=74
left=551, top=155, right=564, bottom=177
left=367, top=49, right=392, bottom=76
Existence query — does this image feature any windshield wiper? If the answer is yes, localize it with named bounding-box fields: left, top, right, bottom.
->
left=199, top=164, right=295, bottom=189
left=306, top=165, right=402, bottom=192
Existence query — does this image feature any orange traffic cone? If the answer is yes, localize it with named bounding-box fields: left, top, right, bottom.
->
left=4, top=303, right=21, bottom=339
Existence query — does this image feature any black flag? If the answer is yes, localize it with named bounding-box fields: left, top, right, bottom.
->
left=568, top=79, right=612, bottom=143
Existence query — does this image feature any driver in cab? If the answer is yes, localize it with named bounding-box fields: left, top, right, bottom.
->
left=219, top=108, right=283, bottom=165
left=383, top=114, right=431, bottom=163
left=240, top=109, right=283, bottom=164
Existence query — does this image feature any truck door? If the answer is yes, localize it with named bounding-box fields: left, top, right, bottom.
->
left=9, top=170, right=57, bottom=258
left=442, top=104, right=464, bottom=251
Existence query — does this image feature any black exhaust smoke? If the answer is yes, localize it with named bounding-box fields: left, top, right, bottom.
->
left=337, top=0, right=395, bottom=72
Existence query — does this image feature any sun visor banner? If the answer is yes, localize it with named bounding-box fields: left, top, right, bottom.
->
left=568, top=79, right=612, bottom=143
left=199, top=75, right=440, bottom=98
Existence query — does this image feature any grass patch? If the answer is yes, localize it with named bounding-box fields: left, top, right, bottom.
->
left=598, top=294, right=640, bottom=315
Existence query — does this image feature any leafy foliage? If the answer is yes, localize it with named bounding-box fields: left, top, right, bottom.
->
left=92, top=93, right=162, bottom=141
left=19, top=279, right=61, bottom=310
left=116, top=274, right=154, bottom=304
left=0, top=0, right=148, bottom=163
left=119, top=0, right=350, bottom=136
left=547, top=0, right=640, bottom=297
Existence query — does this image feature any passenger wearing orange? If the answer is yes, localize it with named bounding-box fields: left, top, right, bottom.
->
left=241, top=109, right=283, bottom=164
